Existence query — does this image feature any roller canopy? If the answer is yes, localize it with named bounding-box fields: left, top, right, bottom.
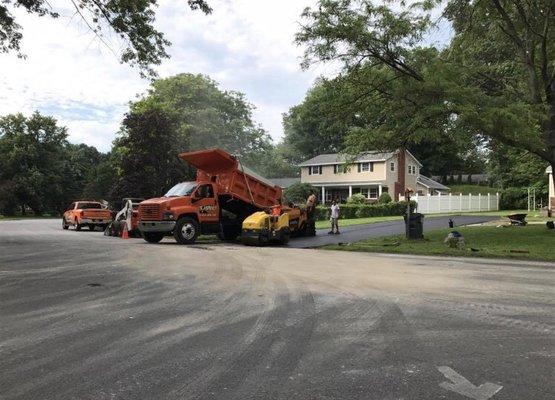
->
left=179, top=148, right=238, bottom=174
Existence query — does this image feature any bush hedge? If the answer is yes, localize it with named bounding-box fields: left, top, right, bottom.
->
left=499, top=187, right=528, bottom=210
left=346, top=194, right=366, bottom=204
left=315, top=201, right=416, bottom=220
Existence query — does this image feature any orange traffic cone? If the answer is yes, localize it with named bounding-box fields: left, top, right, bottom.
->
left=121, top=224, right=129, bottom=239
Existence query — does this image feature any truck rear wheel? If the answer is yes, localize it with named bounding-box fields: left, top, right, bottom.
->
left=62, top=218, right=69, bottom=230
left=75, top=220, right=82, bottom=231
left=142, top=232, right=164, bottom=243
left=174, top=217, right=199, bottom=244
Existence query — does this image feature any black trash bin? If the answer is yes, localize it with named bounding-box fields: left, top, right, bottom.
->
left=403, top=213, right=424, bottom=239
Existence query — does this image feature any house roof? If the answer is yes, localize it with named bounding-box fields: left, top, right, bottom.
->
left=417, top=175, right=450, bottom=190
left=298, top=151, right=396, bottom=166
left=547, top=166, right=552, bottom=174
left=240, top=165, right=278, bottom=188
left=270, top=177, right=300, bottom=188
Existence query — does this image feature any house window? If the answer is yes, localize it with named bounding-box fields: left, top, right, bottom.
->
left=390, top=162, right=395, bottom=172
left=308, top=165, right=322, bottom=175
left=358, top=162, right=374, bottom=172
left=369, top=188, right=379, bottom=198
left=360, top=188, right=369, bottom=198
left=333, top=164, right=345, bottom=174
left=408, top=165, right=417, bottom=175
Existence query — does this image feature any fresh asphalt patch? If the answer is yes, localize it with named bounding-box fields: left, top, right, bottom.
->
left=0, top=219, right=552, bottom=400
left=288, top=214, right=499, bottom=248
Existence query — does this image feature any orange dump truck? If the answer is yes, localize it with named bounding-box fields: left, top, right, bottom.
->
left=137, top=148, right=282, bottom=244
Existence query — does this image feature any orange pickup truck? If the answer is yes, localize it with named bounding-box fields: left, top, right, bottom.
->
left=62, top=201, right=113, bottom=231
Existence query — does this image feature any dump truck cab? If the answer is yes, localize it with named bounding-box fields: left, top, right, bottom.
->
left=138, top=180, right=220, bottom=244
left=138, top=148, right=282, bottom=245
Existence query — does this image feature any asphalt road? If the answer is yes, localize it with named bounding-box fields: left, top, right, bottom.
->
left=0, top=219, right=553, bottom=400
left=290, top=215, right=499, bottom=248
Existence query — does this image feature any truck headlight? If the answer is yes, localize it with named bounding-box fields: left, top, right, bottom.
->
left=163, top=212, right=175, bottom=220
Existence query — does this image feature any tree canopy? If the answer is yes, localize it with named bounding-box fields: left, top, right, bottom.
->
left=111, top=73, right=288, bottom=200
left=282, top=64, right=485, bottom=177
left=0, top=0, right=212, bottom=76
left=0, top=112, right=112, bottom=214
left=296, top=0, right=555, bottom=174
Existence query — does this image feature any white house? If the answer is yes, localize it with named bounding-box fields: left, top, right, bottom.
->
left=299, top=149, right=447, bottom=203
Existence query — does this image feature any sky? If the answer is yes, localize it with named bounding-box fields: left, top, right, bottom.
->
left=0, top=0, right=451, bottom=153
left=0, top=0, right=326, bottom=152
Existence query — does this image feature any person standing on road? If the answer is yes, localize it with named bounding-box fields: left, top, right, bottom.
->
left=306, top=193, right=317, bottom=218
left=328, top=199, right=340, bottom=235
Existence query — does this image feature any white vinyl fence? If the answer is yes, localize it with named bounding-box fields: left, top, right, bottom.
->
left=411, top=193, right=499, bottom=214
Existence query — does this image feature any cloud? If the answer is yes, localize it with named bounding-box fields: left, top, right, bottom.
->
left=1, top=0, right=453, bottom=153
left=1, top=0, right=320, bottom=152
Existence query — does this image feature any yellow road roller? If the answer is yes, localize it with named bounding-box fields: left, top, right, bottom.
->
left=241, top=205, right=315, bottom=245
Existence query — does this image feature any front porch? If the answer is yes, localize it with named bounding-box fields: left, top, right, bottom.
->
left=314, top=183, right=387, bottom=204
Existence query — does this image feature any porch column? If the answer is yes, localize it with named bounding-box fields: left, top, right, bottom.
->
left=348, top=185, right=352, bottom=197
left=321, top=186, right=325, bottom=203
left=378, top=184, right=382, bottom=197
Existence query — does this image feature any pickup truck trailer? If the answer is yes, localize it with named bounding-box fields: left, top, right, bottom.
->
left=137, top=148, right=282, bottom=244
left=62, top=201, right=113, bottom=231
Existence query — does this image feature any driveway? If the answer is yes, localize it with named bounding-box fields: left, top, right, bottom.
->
left=289, top=214, right=499, bottom=248
left=0, top=218, right=552, bottom=400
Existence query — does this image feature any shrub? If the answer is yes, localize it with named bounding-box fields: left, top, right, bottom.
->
left=499, top=187, right=527, bottom=210
left=315, top=201, right=416, bottom=220
left=378, top=192, right=392, bottom=204
left=283, top=183, right=317, bottom=204
left=346, top=193, right=366, bottom=204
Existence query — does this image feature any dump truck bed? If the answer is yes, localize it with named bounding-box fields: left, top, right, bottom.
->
left=179, top=148, right=282, bottom=209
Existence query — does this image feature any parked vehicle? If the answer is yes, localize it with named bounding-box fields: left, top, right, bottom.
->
left=62, top=201, right=112, bottom=231
left=137, top=148, right=282, bottom=244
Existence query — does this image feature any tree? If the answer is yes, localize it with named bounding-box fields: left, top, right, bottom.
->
left=112, top=73, right=274, bottom=197
left=283, top=62, right=483, bottom=177
left=282, top=79, right=358, bottom=163
left=296, top=0, right=555, bottom=176
left=487, top=142, right=549, bottom=197
left=283, top=183, right=317, bottom=204
left=1, top=0, right=212, bottom=77
left=0, top=112, right=68, bottom=214
left=111, top=101, right=191, bottom=200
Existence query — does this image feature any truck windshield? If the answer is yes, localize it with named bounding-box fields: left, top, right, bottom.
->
left=164, top=182, right=197, bottom=197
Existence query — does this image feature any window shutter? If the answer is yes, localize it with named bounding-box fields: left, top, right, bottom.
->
left=319, top=166, right=322, bottom=174
left=357, top=163, right=361, bottom=173
left=370, top=162, right=374, bottom=172
left=308, top=167, right=312, bottom=175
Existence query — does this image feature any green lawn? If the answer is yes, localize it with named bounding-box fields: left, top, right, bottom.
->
left=449, top=184, right=498, bottom=195
left=324, top=224, right=555, bottom=262
left=314, top=209, right=548, bottom=230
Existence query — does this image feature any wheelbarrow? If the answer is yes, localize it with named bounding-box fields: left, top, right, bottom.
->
left=507, top=213, right=527, bottom=226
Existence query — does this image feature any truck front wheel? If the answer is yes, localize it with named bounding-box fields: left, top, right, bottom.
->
left=142, top=232, right=164, bottom=243
left=174, top=217, right=199, bottom=244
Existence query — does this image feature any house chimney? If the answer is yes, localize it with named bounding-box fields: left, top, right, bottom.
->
left=394, top=148, right=406, bottom=200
